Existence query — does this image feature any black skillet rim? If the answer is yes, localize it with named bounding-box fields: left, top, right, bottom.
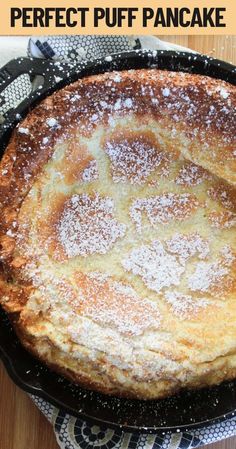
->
left=0, top=49, right=236, bottom=434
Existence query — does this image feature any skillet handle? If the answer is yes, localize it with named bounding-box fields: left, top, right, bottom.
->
left=0, top=57, right=71, bottom=94
left=0, top=57, right=76, bottom=145
left=0, top=56, right=77, bottom=135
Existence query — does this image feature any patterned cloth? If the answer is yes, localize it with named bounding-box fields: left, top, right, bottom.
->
left=27, top=35, right=193, bottom=61
left=0, top=35, right=235, bottom=448
left=32, top=395, right=236, bottom=449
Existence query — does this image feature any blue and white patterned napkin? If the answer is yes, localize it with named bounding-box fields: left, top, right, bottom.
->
left=0, top=34, right=235, bottom=449
left=27, top=35, right=193, bottom=61
left=32, top=395, right=236, bottom=449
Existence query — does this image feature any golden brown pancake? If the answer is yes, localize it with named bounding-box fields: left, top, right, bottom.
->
left=0, top=68, right=235, bottom=399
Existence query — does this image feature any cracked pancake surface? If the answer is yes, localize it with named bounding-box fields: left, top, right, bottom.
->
left=0, top=68, right=236, bottom=399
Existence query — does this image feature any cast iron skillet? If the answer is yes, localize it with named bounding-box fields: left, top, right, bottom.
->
left=0, top=50, right=236, bottom=434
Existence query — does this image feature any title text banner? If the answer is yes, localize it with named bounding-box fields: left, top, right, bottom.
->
left=2, top=0, right=235, bottom=35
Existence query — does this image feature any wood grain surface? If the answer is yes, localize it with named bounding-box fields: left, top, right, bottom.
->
left=0, top=35, right=236, bottom=449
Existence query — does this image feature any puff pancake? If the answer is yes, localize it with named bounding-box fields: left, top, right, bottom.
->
left=0, top=69, right=236, bottom=399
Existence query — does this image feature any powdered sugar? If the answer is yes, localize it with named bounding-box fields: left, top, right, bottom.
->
left=166, top=233, right=210, bottom=261
left=188, top=261, right=229, bottom=293
left=208, top=185, right=235, bottom=210
left=162, top=87, right=170, bottom=97
left=57, top=193, right=126, bottom=258
left=175, top=162, right=209, bottom=186
left=220, top=88, right=230, bottom=99
left=113, top=73, right=121, bottom=83
left=104, top=133, right=167, bottom=185
left=81, top=159, right=99, bottom=182
left=130, top=193, right=199, bottom=232
left=78, top=276, right=161, bottom=335
left=42, top=137, right=49, bottom=145
left=208, top=210, right=236, bottom=229
left=123, top=98, right=133, bottom=108
left=88, top=271, right=110, bottom=283
left=18, top=127, right=29, bottom=135
left=220, top=245, right=235, bottom=265
left=114, top=99, right=122, bottom=111
left=122, top=240, right=185, bottom=293
left=46, top=117, right=58, bottom=128
left=165, top=291, right=209, bottom=320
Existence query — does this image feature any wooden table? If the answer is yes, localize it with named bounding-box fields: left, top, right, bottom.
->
left=0, top=35, right=236, bottom=449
